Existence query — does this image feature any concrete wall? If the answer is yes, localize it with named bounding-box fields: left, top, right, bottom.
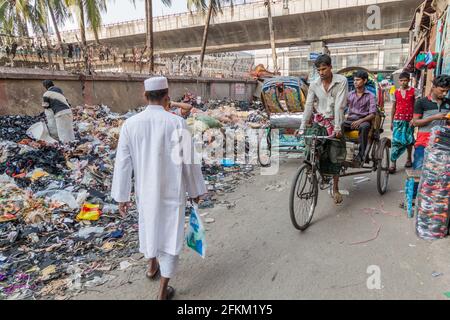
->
left=0, top=68, right=256, bottom=116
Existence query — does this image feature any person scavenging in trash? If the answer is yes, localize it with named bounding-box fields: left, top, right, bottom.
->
left=42, top=80, right=76, bottom=143
left=111, top=76, right=207, bottom=300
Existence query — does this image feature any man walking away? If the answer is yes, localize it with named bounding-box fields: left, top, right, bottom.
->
left=112, top=77, right=207, bottom=300
left=42, top=80, right=76, bottom=143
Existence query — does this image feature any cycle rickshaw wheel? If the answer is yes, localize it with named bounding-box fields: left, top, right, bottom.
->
left=257, top=128, right=272, bottom=167
left=377, top=142, right=390, bottom=195
left=290, top=163, right=318, bottom=231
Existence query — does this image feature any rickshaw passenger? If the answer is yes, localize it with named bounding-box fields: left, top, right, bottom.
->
left=300, top=54, right=348, bottom=204
left=342, top=70, right=377, bottom=164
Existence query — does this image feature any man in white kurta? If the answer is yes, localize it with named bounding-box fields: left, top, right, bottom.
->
left=111, top=77, right=206, bottom=300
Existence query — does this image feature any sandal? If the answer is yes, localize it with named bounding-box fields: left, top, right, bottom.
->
left=146, top=263, right=160, bottom=280
left=157, top=286, right=176, bottom=300
left=405, top=161, right=413, bottom=168
left=388, top=167, right=396, bottom=174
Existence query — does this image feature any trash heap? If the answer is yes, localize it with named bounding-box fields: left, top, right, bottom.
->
left=416, top=126, right=450, bottom=240
left=0, top=115, right=46, bottom=142
left=188, top=103, right=269, bottom=133
left=0, top=102, right=266, bottom=300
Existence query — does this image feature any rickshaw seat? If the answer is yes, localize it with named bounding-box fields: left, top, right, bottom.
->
left=344, top=130, right=359, bottom=141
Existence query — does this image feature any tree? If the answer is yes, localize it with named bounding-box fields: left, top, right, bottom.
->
left=187, top=0, right=234, bottom=77
left=128, top=0, right=172, bottom=73
left=148, top=0, right=171, bottom=73
left=0, top=0, right=30, bottom=38
left=0, top=0, right=55, bottom=68
left=30, top=0, right=55, bottom=67
left=65, top=0, right=107, bottom=46
left=46, top=0, right=71, bottom=50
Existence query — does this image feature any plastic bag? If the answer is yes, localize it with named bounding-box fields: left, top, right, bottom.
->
left=26, top=122, right=58, bottom=144
left=30, top=168, right=49, bottom=181
left=76, top=190, right=89, bottom=207
left=416, top=126, right=450, bottom=240
left=196, top=115, right=223, bottom=129
left=77, top=226, right=105, bottom=239
left=50, top=191, right=78, bottom=210
left=102, top=204, right=119, bottom=214
left=185, top=204, right=206, bottom=258
left=76, top=203, right=102, bottom=221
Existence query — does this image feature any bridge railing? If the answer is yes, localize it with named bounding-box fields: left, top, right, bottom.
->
left=56, top=0, right=412, bottom=44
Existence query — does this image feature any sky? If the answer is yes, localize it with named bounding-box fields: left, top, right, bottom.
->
left=61, top=0, right=248, bottom=31
left=62, top=0, right=190, bottom=31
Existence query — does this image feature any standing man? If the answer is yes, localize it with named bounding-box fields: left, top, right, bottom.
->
left=299, top=54, right=348, bottom=204
left=111, top=77, right=207, bottom=300
left=411, top=74, right=450, bottom=169
left=42, top=80, right=76, bottom=143
left=389, top=72, right=416, bottom=174
left=342, top=70, right=377, bottom=165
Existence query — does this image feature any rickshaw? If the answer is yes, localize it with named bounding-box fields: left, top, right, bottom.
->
left=257, top=76, right=309, bottom=166
left=289, top=67, right=392, bottom=231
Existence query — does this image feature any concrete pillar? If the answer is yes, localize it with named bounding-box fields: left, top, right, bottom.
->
left=309, top=41, right=326, bottom=54
left=377, top=51, right=384, bottom=70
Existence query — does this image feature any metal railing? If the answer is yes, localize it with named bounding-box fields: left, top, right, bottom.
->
left=56, top=0, right=411, bottom=42
left=0, top=39, right=410, bottom=77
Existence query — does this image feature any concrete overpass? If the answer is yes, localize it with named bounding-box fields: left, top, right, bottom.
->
left=59, top=0, right=422, bottom=55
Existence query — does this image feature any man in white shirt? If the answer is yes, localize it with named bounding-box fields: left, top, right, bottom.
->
left=111, top=77, right=207, bottom=300
left=299, top=55, right=348, bottom=204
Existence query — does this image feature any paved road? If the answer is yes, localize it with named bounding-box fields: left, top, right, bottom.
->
left=75, top=157, right=450, bottom=300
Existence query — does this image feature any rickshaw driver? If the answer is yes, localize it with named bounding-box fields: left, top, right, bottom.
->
left=299, top=54, right=348, bottom=204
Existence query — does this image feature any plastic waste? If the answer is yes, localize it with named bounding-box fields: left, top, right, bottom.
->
left=105, top=229, right=124, bottom=239
left=76, top=203, right=102, bottom=221
left=26, top=122, right=58, bottom=144
left=196, top=115, right=223, bottom=129
left=77, top=226, right=104, bottom=239
left=76, top=190, right=89, bottom=207
left=0, top=174, right=14, bottom=184
left=77, top=122, right=93, bottom=133
left=102, top=204, right=119, bottom=214
left=416, top=126, right=450, bottom=240
left=30, top=168, right=49, bottom=181
left=185, top=204, right=206, bottom=258
left=84, top=275, right=115, bottom=287
left=50, top=191, right=78, bottom=210
left=0, top=214, right=17, bottom=223
left=119, top=261, right=132, bottom=270
left=220, top=158, right=236, bottom=167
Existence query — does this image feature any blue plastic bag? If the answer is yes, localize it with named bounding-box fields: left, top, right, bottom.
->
left=186, top=204, right=206, bottom=258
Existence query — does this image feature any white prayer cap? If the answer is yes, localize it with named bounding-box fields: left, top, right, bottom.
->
left=144, top=76, right=168, bottom=91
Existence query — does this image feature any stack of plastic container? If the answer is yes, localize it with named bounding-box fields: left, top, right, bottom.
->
left=416, top=126, right=450, bottom=240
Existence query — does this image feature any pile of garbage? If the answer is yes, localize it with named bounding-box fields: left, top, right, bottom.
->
left=0, top=115, right=46, bottom=142
left=0, top=101, right=266, bottom=300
